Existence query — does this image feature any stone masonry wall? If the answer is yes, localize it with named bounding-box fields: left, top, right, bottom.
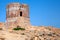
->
left=6, top=17, right=31, bottom=29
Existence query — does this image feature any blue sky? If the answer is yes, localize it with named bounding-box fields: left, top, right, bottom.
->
left=0, top=0, right=60, bottom=28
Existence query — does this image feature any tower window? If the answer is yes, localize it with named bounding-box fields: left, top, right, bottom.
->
left=20, top=11, right=22, bottom=16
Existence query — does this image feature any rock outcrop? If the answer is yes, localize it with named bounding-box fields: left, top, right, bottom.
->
left=0, top=26, right=60, bottom=40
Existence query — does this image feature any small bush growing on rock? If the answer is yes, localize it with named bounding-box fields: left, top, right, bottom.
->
left=13, top=26, right=25, bottom=30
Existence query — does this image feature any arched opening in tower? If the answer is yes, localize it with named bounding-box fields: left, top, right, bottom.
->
left=20, top=11, right=22, bottom=16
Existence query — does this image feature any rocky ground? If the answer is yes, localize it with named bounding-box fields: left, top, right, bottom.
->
left=0, top=24, right=60, bottom=40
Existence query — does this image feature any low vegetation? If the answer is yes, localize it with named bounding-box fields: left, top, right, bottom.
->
left=13, top=26, right=25, bottom=30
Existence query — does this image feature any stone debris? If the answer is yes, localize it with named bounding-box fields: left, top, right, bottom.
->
left=0, top=26, right=60, bottom=40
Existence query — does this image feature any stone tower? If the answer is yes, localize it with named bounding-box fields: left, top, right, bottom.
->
left=6, top=3, right=30, bottom=29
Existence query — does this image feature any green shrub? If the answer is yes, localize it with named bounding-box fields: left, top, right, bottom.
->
left=13, top=26, right=25, bottom=30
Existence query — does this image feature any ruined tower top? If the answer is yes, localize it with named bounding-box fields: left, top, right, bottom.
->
left=6, top=3, right=29, bottom=19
